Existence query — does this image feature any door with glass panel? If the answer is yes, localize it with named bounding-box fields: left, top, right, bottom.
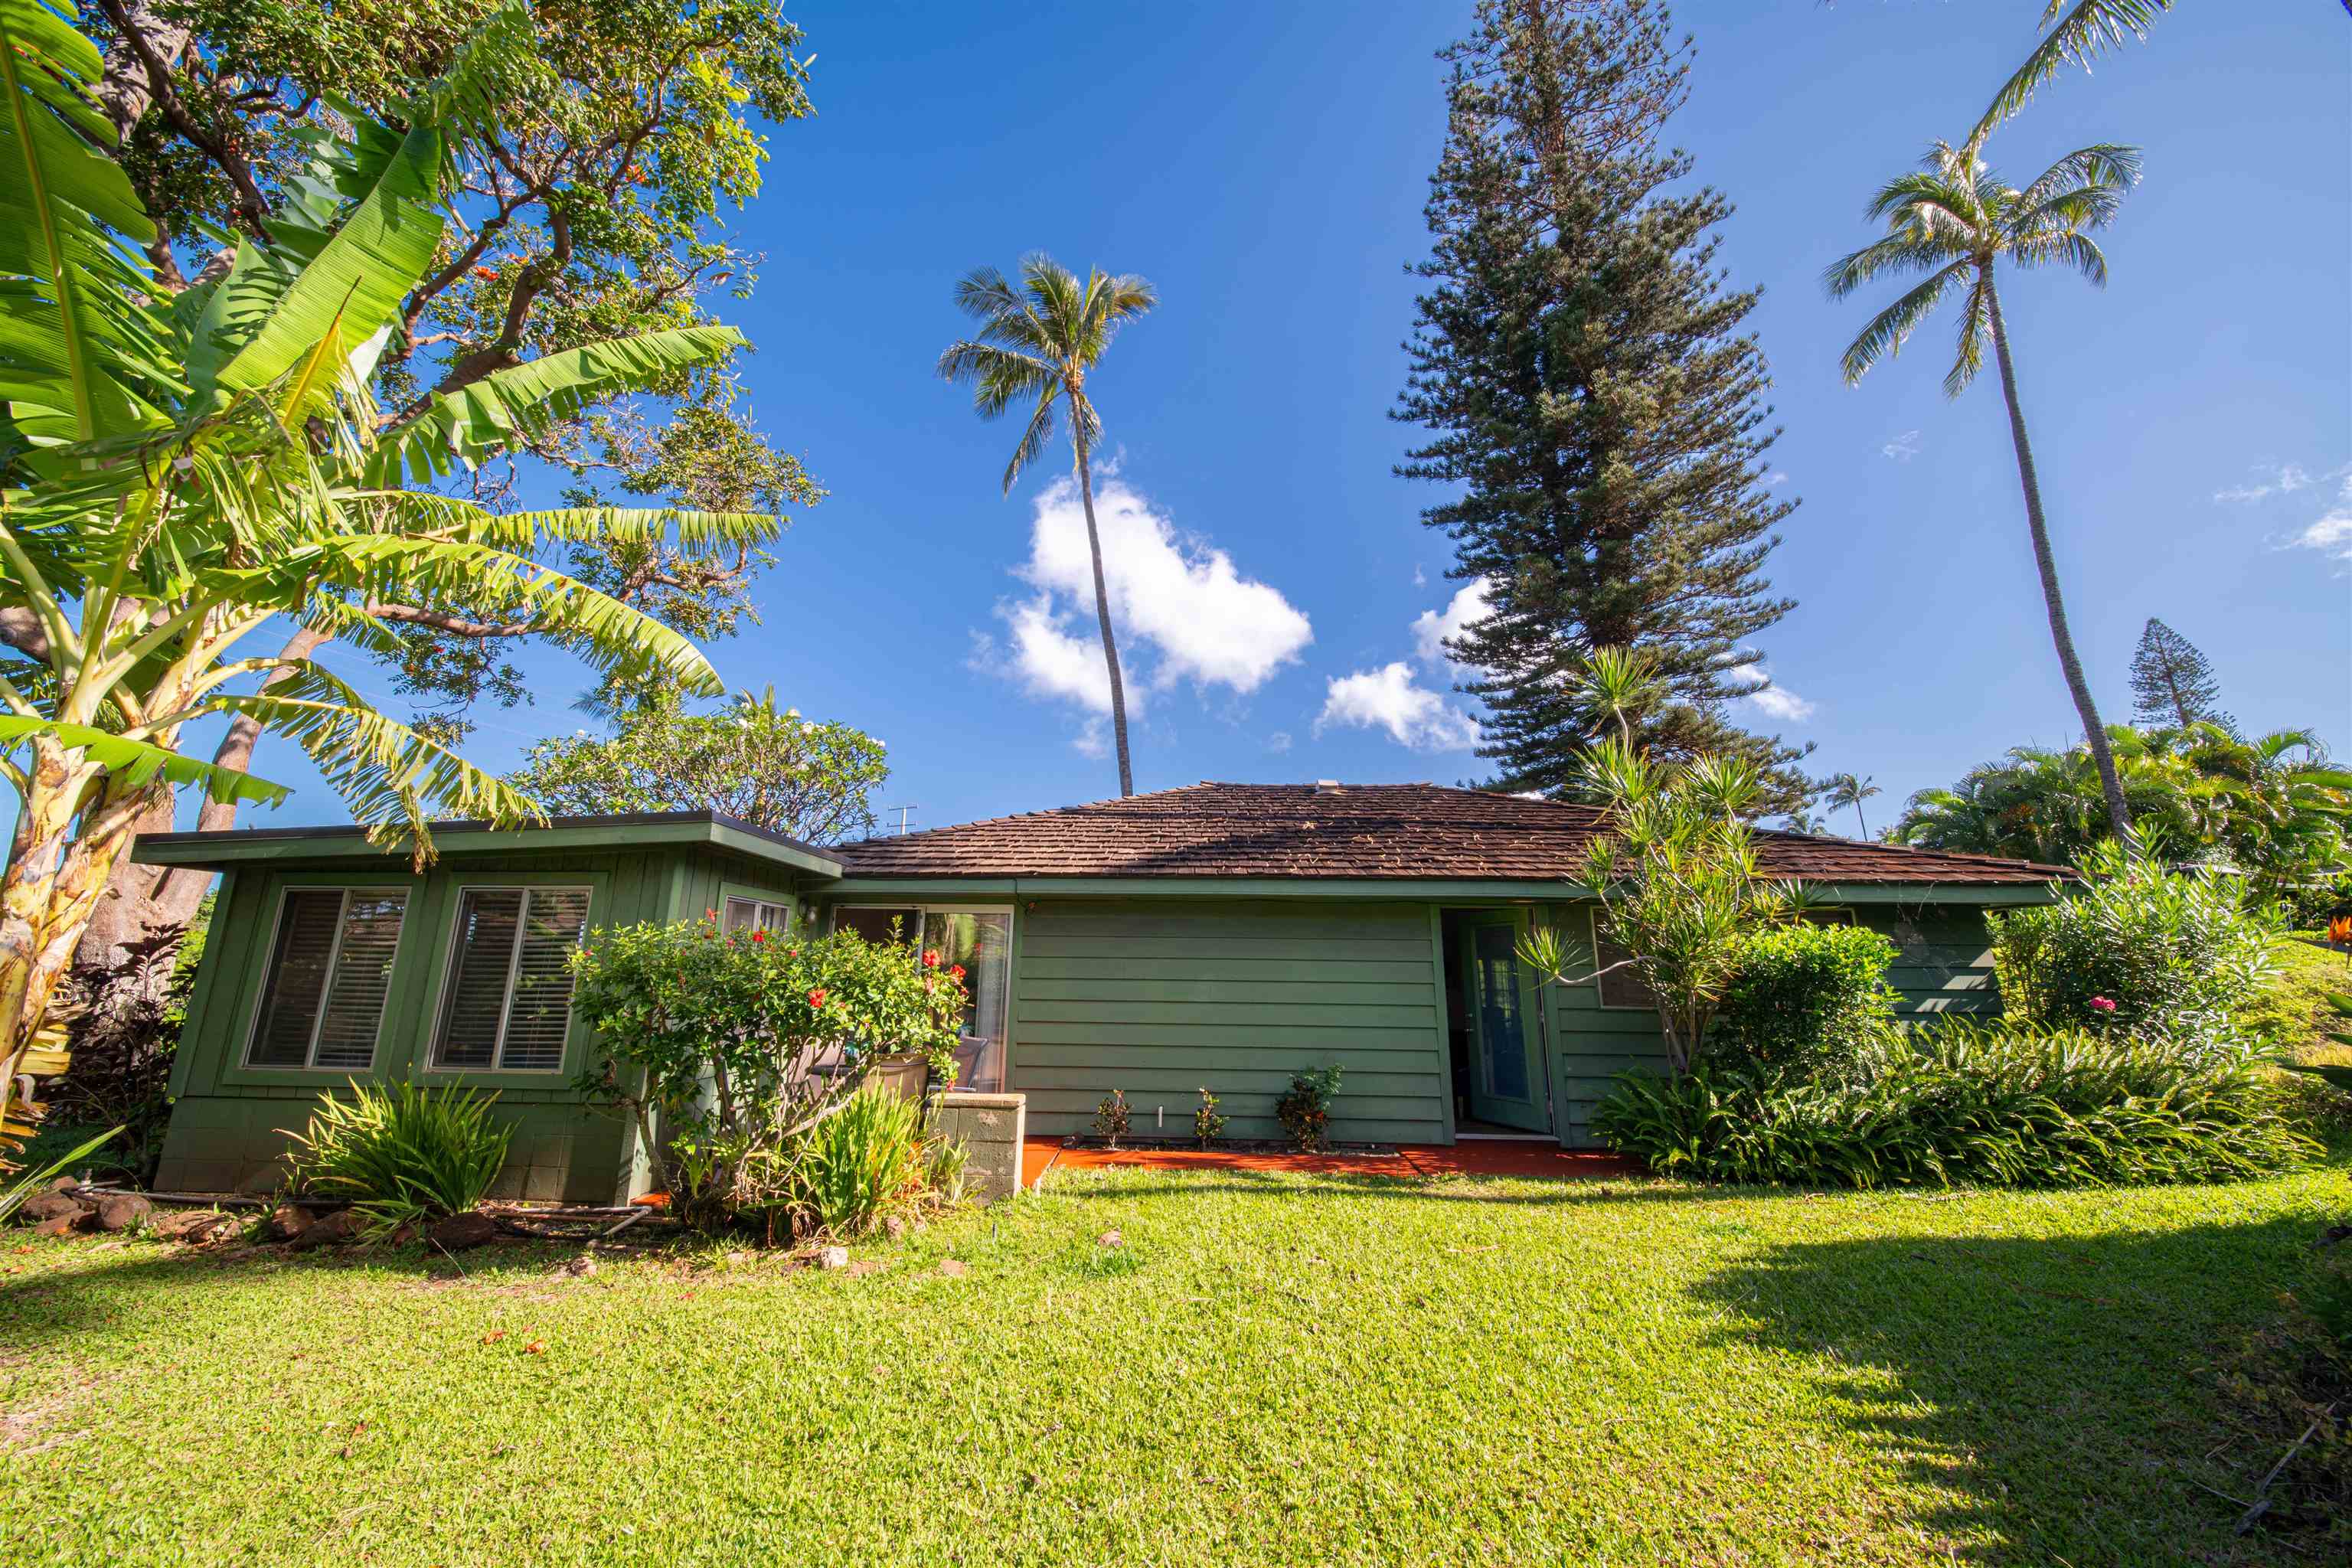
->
left=1461, top=911, right=1547, bottom=1133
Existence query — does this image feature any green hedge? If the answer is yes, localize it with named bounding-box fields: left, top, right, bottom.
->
left=1710, top=923, right=1897, bottom=1077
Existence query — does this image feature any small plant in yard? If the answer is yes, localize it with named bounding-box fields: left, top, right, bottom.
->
left=1275, top=1066, right=1343, bottom=1152
left=570, top=917, right=965, bottom=1232
left=283, top=1081, right=512, bottom=1233
left=1193, top=1087, right=1226, bottom=1148
left=1093, top=1090, right=1132, bottom=1148
left=763, top=1085, right=942, bottom=1241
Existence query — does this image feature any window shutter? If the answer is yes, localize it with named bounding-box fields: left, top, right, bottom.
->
left=312, top=891, right=408, bottom=1069
left=499, top=889, right=589, bottom=1071
left=435, top=890, right=523, bottom=1069
left=249, top=890, right=345, bottom=1066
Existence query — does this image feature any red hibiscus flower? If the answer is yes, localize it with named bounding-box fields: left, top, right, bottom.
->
left=922, top=949, right=942, bottom=969
left=807, top=988, right=828, bottom=1009
left=749, top=929, right=767, bottom=943
left=949, top=964, right=966, bottom=982
left=2089, top=995, right=2117, bottom=1013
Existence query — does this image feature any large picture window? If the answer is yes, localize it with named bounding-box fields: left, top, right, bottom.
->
left=246, top=888, right=410, bottom=1070
left=830, top=904, right=1012, bottom=1093
left=432, top=887, right=591, bottom=1072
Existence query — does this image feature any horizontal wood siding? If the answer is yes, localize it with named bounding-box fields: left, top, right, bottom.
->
left=1010, top=900, right=1446, bottom=1144
left=1540, top=900, right=2005, bottom=1146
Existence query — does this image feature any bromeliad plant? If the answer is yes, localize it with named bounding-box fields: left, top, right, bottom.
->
left=1518, top=737, right=1809, bottom=1075
left=283, top=1080, right=512, bottom=1233
left=568, top=918, right=965, bottom=1231
left=0, top=3, right=773, bottom=1168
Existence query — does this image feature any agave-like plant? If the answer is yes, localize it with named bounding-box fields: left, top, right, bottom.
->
left=0, top=2, right=769, bottom=1161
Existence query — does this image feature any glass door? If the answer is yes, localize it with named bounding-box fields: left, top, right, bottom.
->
left=918, top=910, right=1012, bottom=1093
left=1462, top=913, right=1548, bottom=1133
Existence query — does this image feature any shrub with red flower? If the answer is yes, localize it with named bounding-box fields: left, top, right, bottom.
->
left=2089, top=995, right=2117, bottom=1013
left=570, top=916, right=966, bottom=1230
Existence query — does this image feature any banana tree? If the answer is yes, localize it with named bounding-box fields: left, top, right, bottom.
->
left=0, top=1, right=770, bottom=1162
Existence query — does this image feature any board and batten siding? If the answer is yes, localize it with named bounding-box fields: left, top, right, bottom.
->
left=1009, top=899, right=1449, bottom=1145
left=1540, top=900, right=2005, bottom=1146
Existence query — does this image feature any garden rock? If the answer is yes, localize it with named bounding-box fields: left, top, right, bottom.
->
left=31, top=1214, right=76, bottom=1238
left=882, top=1215, right=906, bottom=1241
left=1096, top=1230, right=1122, bottom=1249
left=47, top=1176, right=80, bottom=1194
left=88, top=1194, right=154, bottom=1233
left=290, top=1209, right=365, bottom=1250
left=560, top=1254, right=596, bottom=1279
left=179, top=1215, right=240, bottom=1246
left=425, top=1211, right=498, bottom=1252
left=15, top=1192, right=87, bottom=1227
left=815, top=1245, right=850, bottom=1270
left=264, top=1204, right=315, bottom=1242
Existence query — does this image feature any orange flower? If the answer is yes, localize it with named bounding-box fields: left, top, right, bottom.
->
left=2329, top=915, right=2352, bottom=947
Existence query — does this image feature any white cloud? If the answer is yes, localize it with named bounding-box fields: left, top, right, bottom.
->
left=1010, top=476, right=1312, bottom=700
left=2286, top=474, right=2352, bottom=563
left=1266, top=730, right=1292, bottom=754
left=2215, top=461, right=2315, bottom=505
left=1730, top=662, right=1815, bottom=723
left=1881, top=430, right=1922, bottom=462
left=1411, top=577, right=1493, bottom=668
left=1766, top=469, right=1789, bottom=486
left=1071, top=717, right=1110, bottom=760
left=1411, top=564, right=1427, bottom=586
left=1315, top=662, right=1481, bottom=753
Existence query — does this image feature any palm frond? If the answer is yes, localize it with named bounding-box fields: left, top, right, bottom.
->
left=1837, top=257, right=1972, bottom=384
left=2010, top=230, right=2109, bottom=286
left=1824, top=230, right=1964, bottom=301
left=0, top=716, right=289, bottom=805
left=1001, top=388, right=1057, bottom=496
left=1943, top=273, right=1994, bottom=397
left=1975, top=1, right=2171, bottom=145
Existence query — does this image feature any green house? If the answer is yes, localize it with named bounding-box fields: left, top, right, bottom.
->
left=140, top=782, right=2064, bottom=1201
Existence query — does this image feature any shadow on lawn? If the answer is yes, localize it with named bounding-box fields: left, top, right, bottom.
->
left=1041, top=1167, right=1720, bottom=1208
left=1690, top=1211, right=2322, bottom=1566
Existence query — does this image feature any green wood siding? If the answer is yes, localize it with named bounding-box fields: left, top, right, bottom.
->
left=155, top=843, right=820, bottom=1200
left=1007, top=898, right=1447, bottom=1144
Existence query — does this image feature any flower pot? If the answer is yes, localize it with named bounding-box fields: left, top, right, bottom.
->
left=860, top=1052, right=932, bottom=1105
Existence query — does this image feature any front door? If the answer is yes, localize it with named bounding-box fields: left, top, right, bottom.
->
left=1461, top=913, right=1548, bottom=1133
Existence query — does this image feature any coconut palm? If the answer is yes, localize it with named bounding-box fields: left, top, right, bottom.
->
left=1818, top=773, right=1882, bottom=838
left=1827, top=137, right=2139, bottom=842
left=938, top=256, right=1157, bottom=795
left=1975, top=2, right=2173, bottom=145
left=0, top=7, right=766, bottom=1161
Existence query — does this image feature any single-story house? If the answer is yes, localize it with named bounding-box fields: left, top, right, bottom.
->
left=139, top=781, right=2066, bottom=1201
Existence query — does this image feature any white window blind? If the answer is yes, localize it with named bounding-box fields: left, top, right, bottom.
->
left=247, top=889, right=409, bottom=1069
left=433, top=887, right=590, bottom=1072
left=723, top=896, right=788, bottom=933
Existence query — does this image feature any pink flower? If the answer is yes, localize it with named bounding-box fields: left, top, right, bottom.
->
left=2089, top=996, right=2117, bottom=1013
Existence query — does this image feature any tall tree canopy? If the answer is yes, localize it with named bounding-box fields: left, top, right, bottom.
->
left=55, top=0, right=826, bottom=988
left=2128, top=616, right=2229, bottom=731
left=1396, top=0, right=1805, bottom=806
left=508, top=691, right=890, bottom=844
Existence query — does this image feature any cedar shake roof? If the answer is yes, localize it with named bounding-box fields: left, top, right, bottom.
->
left=835, top=782, right=2068, bottom=886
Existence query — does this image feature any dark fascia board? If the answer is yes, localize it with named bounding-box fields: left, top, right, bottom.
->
left=823, top=874, right=2060, bottom=905
left=129, top=809, right=848, bottom=880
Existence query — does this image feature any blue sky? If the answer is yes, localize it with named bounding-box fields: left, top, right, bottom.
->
left=241, top=0, right=2352, bottom=839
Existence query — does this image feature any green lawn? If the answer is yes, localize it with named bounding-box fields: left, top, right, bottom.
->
left=2, top=1162, right=2342, bottom=1566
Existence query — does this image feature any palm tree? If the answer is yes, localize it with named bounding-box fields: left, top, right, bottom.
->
left=938, top=256, right=1157, bottom=795
left=1975, top=3, right=2174, bottom=146
left=1827, top=137, right=2139, bottom=842
left=0, top=10, right=766, bottom=1161
left=1818, top=773, right=1882, bottom=838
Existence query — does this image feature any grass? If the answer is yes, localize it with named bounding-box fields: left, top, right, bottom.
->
left=2249, top=933, right=2352, bottom=1062
left=2, top=1161, right=2345, bottom=1566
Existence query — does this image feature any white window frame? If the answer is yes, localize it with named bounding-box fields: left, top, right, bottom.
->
left=723, top=894, right=790, bottom=933
left=242, top=885, right=410, bottom=1070
left=428, top=883, right=593, bottom=1074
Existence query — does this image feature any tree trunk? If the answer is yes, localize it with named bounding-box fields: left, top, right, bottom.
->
left=1070, top=423, right=1135, bottom=797
left=2, top=743, right=144, bottom=1070
left=1984, top=278, right=2131, bottom=841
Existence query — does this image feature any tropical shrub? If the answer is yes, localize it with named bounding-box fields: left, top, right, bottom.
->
left=283, top=1082, right=513, bottom=1232
left=1093, top=1090, right=1132, bottom=1147
left=773, top=1086, right=933, bottom=1240
left=1275, top=1066, right=1344, bottom=1152
left=1989, top=843, right=2275, bottom=1054
left=570, top=917, right=965, bottom=1230
left=1592, top=1024, right=2316, bottom=1190
left=1711, top=923, right=1898, bottom=1078
left=1193, top=1088, right=1227, bottom=1148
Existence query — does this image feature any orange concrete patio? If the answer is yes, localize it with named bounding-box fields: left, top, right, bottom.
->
left=1021, top=1136, right=1642, bottom=1187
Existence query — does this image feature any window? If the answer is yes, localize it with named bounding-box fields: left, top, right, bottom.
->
left=432, top=887, right=591, bottom=1072
left=723, top=895, right=789, bottom=934
left=1589, top=906, right=1657, bottom=1011
left=246, top=888, right=409, bottom=1070
left=831, top=904, right=1013, bottom=1093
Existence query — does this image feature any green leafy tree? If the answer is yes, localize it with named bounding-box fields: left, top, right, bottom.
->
left=1518, top=739, right=1805, bottom=1073
left=1817, top=772, right=1882, bottom=838
left=0, top=7, right=766, bottom=1159
left=1397, top=0, right=1808, bottom=808
left=63, top=0, right=824, bottom=995
left=937, top=255, right=1157, bottom=797
left=1894, top=723, right=2352, bottom=899
left=2128, top=616, right=2229, bottom=730
left=1828, top=136, right=2140, bottom=841
left=508, top=689, right=890, bottom=844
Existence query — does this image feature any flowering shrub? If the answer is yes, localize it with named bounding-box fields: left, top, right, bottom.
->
left=570, top=914, right=965, bottom=1230
left=1988, top=841, right=2275, bottom=1056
